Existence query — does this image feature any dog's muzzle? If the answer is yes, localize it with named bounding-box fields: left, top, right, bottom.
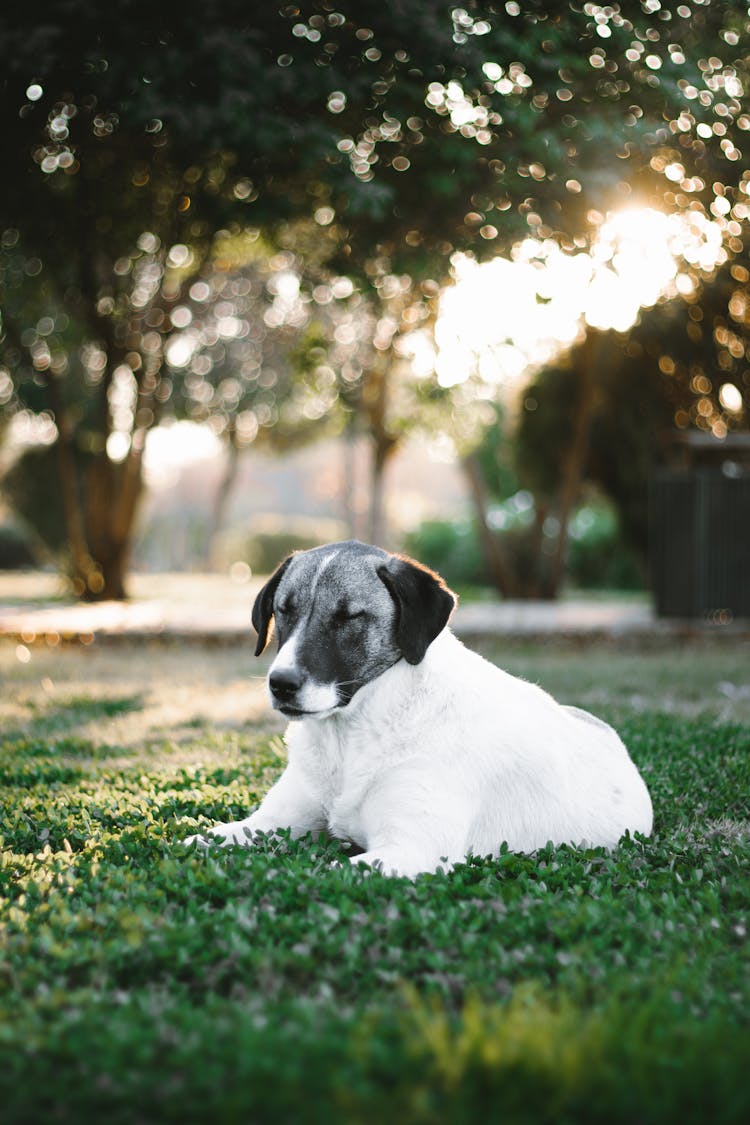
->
left=268, top=667, right=342, bottom=718
left=269, top=668, right=303, bottom=710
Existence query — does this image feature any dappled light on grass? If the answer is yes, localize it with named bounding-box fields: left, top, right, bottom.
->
left=0, top=638, right=280, bottom=752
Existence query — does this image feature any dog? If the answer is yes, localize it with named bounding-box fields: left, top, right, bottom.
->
left=188, top=540, right=653, bottom=876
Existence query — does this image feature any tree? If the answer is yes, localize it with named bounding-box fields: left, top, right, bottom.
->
left=2, top=234, right=340, bottom=574
left=1, top=1, right=747, bottom=594
left=174, top=228, right=348, bottom=564
left=515, top=258, right=749, bottom=580
left=276, top=257, right=439, bottom=545
left=0, top=6, right=352, bottom=596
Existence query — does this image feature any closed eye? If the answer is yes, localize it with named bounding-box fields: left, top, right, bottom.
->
left=333, top=608, right=367, bottom=624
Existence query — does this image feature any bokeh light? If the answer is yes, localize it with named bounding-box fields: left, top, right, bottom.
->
left=434, top=207, right=726, bottom=390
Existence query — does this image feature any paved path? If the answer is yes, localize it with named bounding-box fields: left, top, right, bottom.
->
left=0, top=573, right=747, bottom=644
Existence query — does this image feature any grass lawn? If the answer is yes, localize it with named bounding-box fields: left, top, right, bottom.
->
left=1, top=635, right=749, bottom=1123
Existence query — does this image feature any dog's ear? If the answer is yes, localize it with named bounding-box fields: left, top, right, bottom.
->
left=377, top=555, right=456, bottom=665
left=251, top=555, right=293, bottom=656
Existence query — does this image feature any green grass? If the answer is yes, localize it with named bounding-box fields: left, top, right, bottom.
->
left=1, top=640, right=749, bottom=1123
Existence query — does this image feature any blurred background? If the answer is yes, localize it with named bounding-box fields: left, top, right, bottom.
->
left=0, top=1, right=748, bottom=620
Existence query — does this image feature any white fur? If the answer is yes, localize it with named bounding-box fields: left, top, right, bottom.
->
left=190, top=629, right=653, bottom=877
left=271, top=633, right=299, bottom=673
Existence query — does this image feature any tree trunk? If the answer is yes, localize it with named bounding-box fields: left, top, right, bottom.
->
left=341, top=418, right=359, bottom=539
left=96, top=543, right=129, bottom=601
left=546, top=330, right=602, bottom=596
left=44, top=374, right=104, bottom=598
left=84, top=352, right=165, bottom=600
left=361, top=351, right=400, bottom=547
left=529, top=500, right=552, bottom=599
left=462, top=453, right=519, bottom=598
left=82, top=447, right=143, bottom=601
left=367, top=432, right=398, bottom=547
left=206, top=427, right=241, bottom=570
left=108, top=427, right=148, bottom=597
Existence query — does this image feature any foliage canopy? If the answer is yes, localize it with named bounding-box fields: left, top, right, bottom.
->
left=3, top=1, right=747, bottom=265
left=0, top=1, right=748, bottom=594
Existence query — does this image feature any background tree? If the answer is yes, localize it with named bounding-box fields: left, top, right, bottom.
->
left=2, top=233, right=339, bottom=574
left=278, top=259, right=439, bottom=545
left=1, top=1, right=747, bottom=594
left=514, top=255, right=749, bottom=587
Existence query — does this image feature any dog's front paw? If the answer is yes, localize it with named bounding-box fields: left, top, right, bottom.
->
left=349, top=850, right=391, bottom=875
left=350, top=849, right=449, bottom=878
left=183, top=821, right=255, bottom=849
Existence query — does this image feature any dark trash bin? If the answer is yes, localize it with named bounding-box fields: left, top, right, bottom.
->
left=650, top=465, right=750, bottom=619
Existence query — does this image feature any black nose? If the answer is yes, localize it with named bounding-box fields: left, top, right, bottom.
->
left=269, top=668, right=303, bottom=704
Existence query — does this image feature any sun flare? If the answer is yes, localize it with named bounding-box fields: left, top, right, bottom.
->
left=434, top=206, right=725, bottom=389
left=134, top=208, right=727, bottom=474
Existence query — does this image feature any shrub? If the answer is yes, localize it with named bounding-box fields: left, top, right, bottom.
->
left=215, top=514, right=347, bottom=574
left=0, top=520, right=38, bottom=568
left=404, top=503, right=644, bottom=596
left=567, top=505, right=644, bottom=591
left=402, top=519, right=487, bottom=590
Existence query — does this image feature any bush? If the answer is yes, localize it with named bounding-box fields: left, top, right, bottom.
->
left=404, top=502, right=644, bottom=596
left=215, top=515, right=348, bottom=574
left=1, top=444, right=68, bottom=553
left=402, top=519, right=487, bottom=591
left=0, top=521, right=38, bottom=568
left=567, top=504, right=644, bottom=591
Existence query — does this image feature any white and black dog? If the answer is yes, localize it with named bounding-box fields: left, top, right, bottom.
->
left=188, top=540, right=653, bottom=876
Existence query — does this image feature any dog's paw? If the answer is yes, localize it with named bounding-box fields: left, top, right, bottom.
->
left=349, top=851, right=389, bottom=875
left=350, top=849, right=448, bottom=879
left=184, top=822, right=256, bottom=849
left=182, top=832, right=213, bottom=846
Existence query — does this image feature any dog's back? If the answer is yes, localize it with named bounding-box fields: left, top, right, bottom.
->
left=423, top=632, right=653, bottom=854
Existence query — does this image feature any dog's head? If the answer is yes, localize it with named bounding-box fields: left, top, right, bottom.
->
left=252, top=540, right=456, bottom=718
